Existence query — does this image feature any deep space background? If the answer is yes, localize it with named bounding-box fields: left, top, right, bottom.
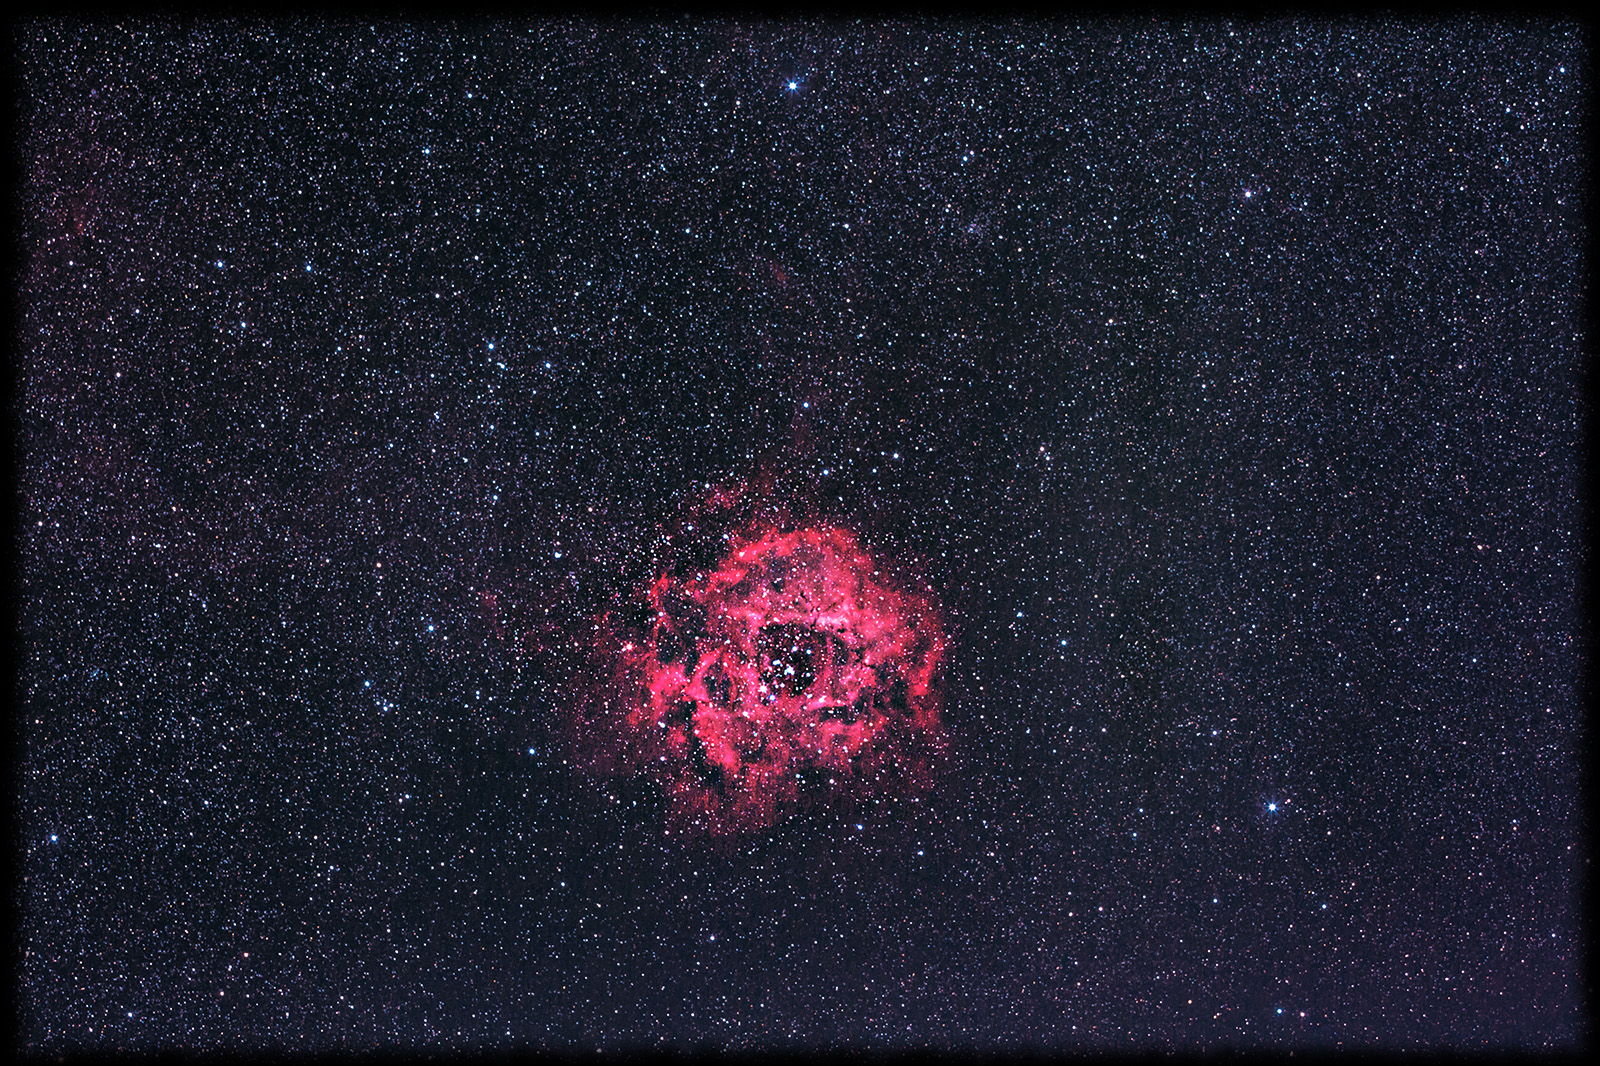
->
left=15, top=19, right=1588, bottom=1049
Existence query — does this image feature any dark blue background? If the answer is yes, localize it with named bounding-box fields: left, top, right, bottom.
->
left=17, top=19, right=1586, bottom=1049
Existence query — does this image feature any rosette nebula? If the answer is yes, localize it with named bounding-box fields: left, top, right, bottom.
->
left=578, top=522, right=947, bottom=836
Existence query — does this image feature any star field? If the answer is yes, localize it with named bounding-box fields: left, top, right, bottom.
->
left=16, top=19, right=1587, bottom=1050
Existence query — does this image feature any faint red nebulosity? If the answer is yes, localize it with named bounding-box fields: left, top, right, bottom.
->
left=568, top=490, right=948, bottom=837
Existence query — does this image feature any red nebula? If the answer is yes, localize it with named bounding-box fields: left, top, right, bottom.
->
left=578, top=520, right=947, bottom=836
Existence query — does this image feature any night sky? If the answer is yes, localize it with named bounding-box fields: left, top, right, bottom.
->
left=16, top=19, right=1588, bottom=1050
